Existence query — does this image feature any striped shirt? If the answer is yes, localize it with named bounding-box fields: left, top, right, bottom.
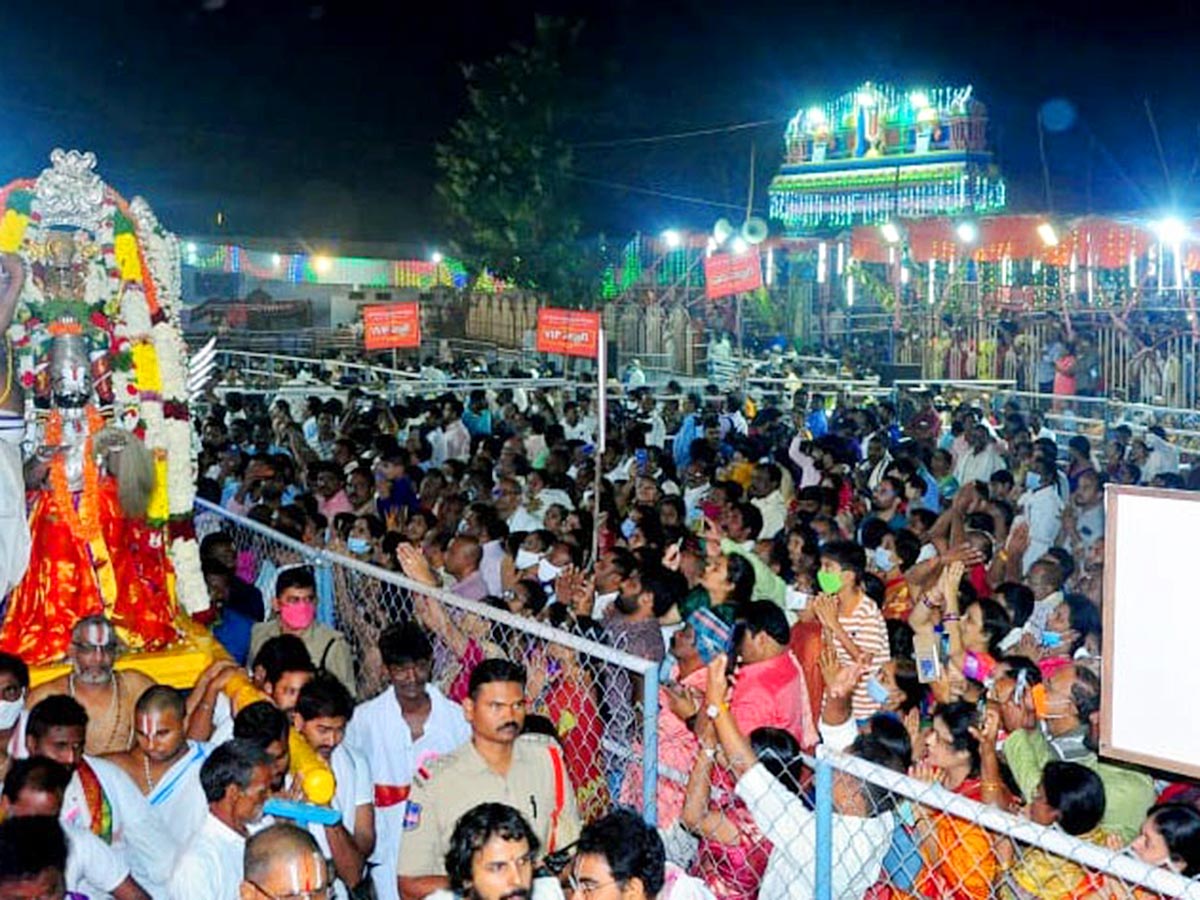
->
left=832, top=595, right=891, bottom=721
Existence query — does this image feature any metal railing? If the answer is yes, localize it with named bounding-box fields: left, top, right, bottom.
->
left=195, top=500, right=660, bottom=826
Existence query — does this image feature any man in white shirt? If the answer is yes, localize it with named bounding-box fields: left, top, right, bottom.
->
left=749, top=462, right=788, bottom=540
left=953, top=424, right=1006, bottom=487
left=1022, top=557, right=1065, bottom=639
left=169, top=739, right=273, bottom=900
left=26, top=696, right=177, bottom=897
left=443, top=399, right=472, bottom=462
left=2, top=756, right=151, bottom=900
left=463, top=507, right=509, bottom=598
left=635, top=391, right=667, bottom=450
left=105, top=685, right=211, bottom=848
left=345, top=623, right=471, bottom=900
left=704, top=654, right=904, bottom=900
left=292, top=675, right=376, bottom=900
left=561, top=401, right=593, bottom=443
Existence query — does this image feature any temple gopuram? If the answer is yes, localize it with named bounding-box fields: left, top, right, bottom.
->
left=769, top=82, right=1007, bottom=234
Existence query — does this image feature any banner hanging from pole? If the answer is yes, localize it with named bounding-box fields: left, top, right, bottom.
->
left=362, top=303, right=421, bottom=350
left=703, top=250, right=763, bottom=299
left=536, top=308, right=602, bottom=357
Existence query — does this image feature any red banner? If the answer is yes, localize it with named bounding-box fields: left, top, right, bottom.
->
left=362, top=303, right=421, bottom=350
left=536, top=308, right=601, bottom=358
left=703, top=250, right=763, bottom=299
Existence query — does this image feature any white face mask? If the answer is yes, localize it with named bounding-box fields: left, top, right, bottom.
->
left=515, top=548, right=543, bottom=570
left=0, top=695, right=23, bottom=730
left=537, top=558, right=563, bottom=584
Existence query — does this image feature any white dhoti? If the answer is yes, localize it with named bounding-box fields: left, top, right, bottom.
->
left=0, top=415, right=30, bottom=599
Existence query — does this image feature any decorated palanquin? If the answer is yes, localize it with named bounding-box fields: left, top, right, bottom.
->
left=0, top=150, right=208, bottom=667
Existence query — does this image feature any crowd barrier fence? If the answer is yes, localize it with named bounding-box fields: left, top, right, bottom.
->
left=195, top=500, right=661, bottom=826
left=189, top=518, right=1200, bottom=897
left=892, top=380, right=1200, bottom=462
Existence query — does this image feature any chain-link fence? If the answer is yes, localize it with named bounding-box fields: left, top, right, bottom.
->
left=670, top=738, right=1200, bottom=900
left=195, top=500, right=660, bottom=827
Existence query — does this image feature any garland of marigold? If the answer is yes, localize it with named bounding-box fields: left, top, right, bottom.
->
left=44, top=406, right=106, bottom=543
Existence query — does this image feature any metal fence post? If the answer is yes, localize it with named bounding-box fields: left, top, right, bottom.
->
left=814, top=754, right=833, bottom=900
left=640, top=665, right=659, bottom=827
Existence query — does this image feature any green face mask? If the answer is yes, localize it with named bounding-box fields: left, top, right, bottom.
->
left=817, top=569, right=844, bottom=594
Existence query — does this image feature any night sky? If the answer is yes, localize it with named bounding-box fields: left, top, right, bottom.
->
left=3, top=0, right=1199, bottom=249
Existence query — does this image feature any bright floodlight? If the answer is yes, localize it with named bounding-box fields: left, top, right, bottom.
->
left=881, top=222, right=901, bottom=244
left=731, top=236, right=749, bottom=254
left=1153, top=216, right=1187, bottom=245
left=956, top=221, right=979, bottom=244
left=806, top=107, right=826, bottom=126
left=185, top=242, right=198, bottom=255
left=661, top=229, right=682, bottom=249
left=313, top=255, right=333, bottom=274
left=1037, top=223, right=1059, bottom=247
left=271, top=253, right=282, bottom=267
left=431, top=251, right=444, bottom=264
left=909, top=91, right=930, bottom=109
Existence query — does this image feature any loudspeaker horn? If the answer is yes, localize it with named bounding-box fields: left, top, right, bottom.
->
left=742, top=216, right=769, bottom=245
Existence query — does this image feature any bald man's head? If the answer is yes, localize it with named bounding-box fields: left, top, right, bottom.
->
left=446, top=535, right=483, bottom=579
left=135, top=685, right=186, bottom=720
left=242, top=824, right=327, bottom=899
left=134, top=685, right=188, bottom=764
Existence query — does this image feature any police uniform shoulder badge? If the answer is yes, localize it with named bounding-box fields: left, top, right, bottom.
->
left=403, top=801, right=422, bottom=831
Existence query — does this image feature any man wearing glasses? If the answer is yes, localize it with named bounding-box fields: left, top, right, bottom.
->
left=242, top=822, right=333, bottom=900
left=26, top=615, right=156, bottom=756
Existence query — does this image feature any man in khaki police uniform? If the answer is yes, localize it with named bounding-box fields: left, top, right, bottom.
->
left=397, top=659, right=580, bottom=900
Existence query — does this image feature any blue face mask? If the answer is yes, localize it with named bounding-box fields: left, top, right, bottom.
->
left=1040, top=630, right=1063, bottom=648
left=621, top=518, right=637, bottom=540
left=1025, top=471, right=1042, bottom=490
left=866, top=675, right=891, bottom=705
left=873, top=546, right=894, bottom=571
left=347, top=536, right=371, bottom=555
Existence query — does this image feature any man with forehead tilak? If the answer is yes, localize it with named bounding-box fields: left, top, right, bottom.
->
left=106, top=685, right=211, bottom=846
left=241, top=823, right=333, bottom=900
left=26, top=616, right=156, bottom=757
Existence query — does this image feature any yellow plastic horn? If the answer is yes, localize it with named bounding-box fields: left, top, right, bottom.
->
left=221, top=672, right=336, bottom=806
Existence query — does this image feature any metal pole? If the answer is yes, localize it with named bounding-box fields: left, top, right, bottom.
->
left=640, top=664, right=660, bottom=826
left=591, top=327, right=607, bottom=570
left=814, top=755, right=833, bottom=900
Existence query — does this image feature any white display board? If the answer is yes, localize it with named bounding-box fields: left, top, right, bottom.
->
left=1101, top=485, right=1200, bottom=777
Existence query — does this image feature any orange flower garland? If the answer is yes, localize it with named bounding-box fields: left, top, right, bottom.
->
left=44, top=406, right=106, bottom=543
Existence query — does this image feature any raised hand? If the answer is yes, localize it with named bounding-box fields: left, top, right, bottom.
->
left=811, top=593, right=840, bottom=631
left=909, top=759, right=944, bottom=785
left=396, top=543, right=437, bottom=586
left=705, top=653, right=732, bottom=708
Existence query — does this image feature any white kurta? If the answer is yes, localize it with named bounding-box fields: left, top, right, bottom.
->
left=61, top=756, right=177, bottom=897
left=168, top=813, right=245, bottom=900
left=344, top=685, right=470, bottom=900
left=148, top=741, right=212, bottom=847
left=65, top=825, right=131, bottom=900
left=307, top=742, right=374, bottom=900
